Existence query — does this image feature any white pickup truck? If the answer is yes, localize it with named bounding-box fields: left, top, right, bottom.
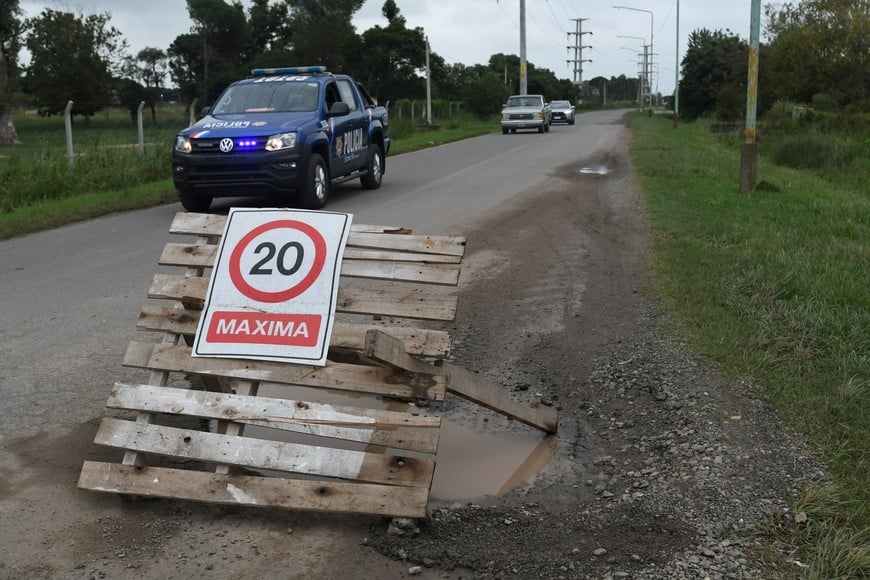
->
left=500, top=94, right=552, bottom=134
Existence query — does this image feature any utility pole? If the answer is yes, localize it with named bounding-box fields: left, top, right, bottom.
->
left=673, top=0, right=680, bottom=128
left=520, top=0, right=528, bottom=94
left=425, top=37, right=432, bottom=125
left=618, top=35, right=646, bottom=111
left=567, top=18, right=592, bottom=95
left=740, top=0, right=761, bottom=193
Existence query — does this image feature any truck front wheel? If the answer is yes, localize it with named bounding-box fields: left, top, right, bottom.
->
left=179, top=191, right=212, bottom=212
left=299, top=153, right=329, bottom=209
left=360, top=144, right=383, bottom=190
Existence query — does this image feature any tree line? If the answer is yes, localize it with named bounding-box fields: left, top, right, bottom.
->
left=0, top=0, right=866, bottom=145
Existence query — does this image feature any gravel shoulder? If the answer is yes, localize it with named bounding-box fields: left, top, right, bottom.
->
left=0, top=123, right=823, bottom=579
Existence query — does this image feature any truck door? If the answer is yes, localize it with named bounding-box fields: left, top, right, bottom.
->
left=326, top=79, right=368, bottom=178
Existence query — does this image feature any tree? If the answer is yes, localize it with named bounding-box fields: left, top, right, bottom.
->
left=186, top=0, right=249, bottom=102
left=168, top=33, right=204, bottom=107
left=679, top=28, right=748, bottom=121
left=764, top=0, right=868, bottom=109
left=358, top=2, right=427, bottom=102
left=243, top=0, right=292, bottom=68
left=23, top=9, right=128, bottom=119
left=461, top=68, right=508, bottom=118
left=131, top=47, right=168, bottom=124
left=0, top=0, right=22, bottom=144
left=283, top=0, right=365, bottom=72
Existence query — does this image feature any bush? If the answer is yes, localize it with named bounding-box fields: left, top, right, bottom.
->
left=768, top=133, right=837, bottom=170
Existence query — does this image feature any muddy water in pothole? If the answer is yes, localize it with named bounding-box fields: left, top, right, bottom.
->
left=237, top=384, right=555, bottom=502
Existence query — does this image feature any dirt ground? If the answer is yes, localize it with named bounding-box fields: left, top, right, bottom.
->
left=0, top=131, right=823, bottom=579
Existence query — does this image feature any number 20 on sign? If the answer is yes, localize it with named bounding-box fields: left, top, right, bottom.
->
left=192, top=208, right=353, bottom=366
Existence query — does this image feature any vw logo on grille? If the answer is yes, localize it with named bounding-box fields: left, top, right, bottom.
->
left=219, top=138, right=234, bottom=153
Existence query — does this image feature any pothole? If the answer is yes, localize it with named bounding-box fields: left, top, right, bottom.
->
left=236, top=384, right=555, bottom=504
left=575, top=165, right=610, bottom=177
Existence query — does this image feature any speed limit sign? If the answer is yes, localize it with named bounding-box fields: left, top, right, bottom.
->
left=192, top=208, right=352, bottom=366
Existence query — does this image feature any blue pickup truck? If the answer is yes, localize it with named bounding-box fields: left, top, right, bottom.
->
left=171, top=66, right=390, bottom=211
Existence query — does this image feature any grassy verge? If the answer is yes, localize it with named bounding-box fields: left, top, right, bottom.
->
left=630, top=113, right=868, bottom=579
left=0, top=111, right=498, bottom=241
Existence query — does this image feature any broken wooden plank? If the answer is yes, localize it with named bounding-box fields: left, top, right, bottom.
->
left=79, top=462, right=429, bottom=518
left=136, top=307, right=452, bottom=357
left=95, top=418, right=435, bottom=487
left=348, top=232, right=466, bottom=257
left=364, top=330, right=559, bottom=433
left=147, top=274, right=459, bottom=321
left=123, top=341, right=447, bottom=401
left=107, top=383, right=440, bottom=454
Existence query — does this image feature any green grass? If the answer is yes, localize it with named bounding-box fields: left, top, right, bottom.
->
left=0, top=108, right=498, bottom=240
left=631, top=113, right=869, bottom=579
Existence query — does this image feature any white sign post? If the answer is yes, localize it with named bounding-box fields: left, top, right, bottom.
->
left=192, top=208, right=352, bottom=366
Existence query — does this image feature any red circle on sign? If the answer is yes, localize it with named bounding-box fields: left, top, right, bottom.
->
left=228, top=219, right=327, bottom=303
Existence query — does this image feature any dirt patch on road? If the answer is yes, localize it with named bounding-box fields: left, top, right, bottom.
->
left=0, top=134, right=822, bottom=579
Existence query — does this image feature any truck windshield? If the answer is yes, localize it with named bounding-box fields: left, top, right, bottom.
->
left=212, top=81, right=319, bottom=114
left=506, top=96, right=541, bottom=107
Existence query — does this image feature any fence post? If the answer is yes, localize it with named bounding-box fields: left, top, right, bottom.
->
left=137, top=101, right=145, bottom=154
left=64, top=100, right=74, bottom=166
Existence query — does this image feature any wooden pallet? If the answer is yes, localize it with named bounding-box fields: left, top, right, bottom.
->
left=79, top=211, right=557, bottom=518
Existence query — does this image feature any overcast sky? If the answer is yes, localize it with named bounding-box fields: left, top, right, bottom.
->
left=19, top=0, right=778, bottom=95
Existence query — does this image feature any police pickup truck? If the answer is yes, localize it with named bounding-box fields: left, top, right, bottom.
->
left=172, top=66, right=390, bottom=211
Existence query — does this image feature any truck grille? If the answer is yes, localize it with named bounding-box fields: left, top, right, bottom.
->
left=191, top=137, right=266, bottom=153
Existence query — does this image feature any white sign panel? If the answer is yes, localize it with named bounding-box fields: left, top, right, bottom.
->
left=192, top=208, right=352, bottom=366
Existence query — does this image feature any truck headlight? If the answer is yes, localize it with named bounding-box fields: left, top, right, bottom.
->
left=174, top=136, right=191, bottom=153
left=265, top=132, right=297, bottom=151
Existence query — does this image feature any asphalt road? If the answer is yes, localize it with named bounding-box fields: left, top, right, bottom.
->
left=0, top=109, right=627, bottom=456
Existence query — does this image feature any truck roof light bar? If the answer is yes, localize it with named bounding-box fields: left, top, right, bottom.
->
left=251, top=66, right=327, bottom=76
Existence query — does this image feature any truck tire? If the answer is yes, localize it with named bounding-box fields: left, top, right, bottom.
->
left=179, top=191, right=212, bottom=212
left=360, top=143, right=384, bottom=190
left=299, top=153, right=329, bottom=209
left=538, top=125, right=544, bottom=133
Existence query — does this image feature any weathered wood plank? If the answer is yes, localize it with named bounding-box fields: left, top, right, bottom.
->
left=169, top=213, right=465, bottom=257
left=159, top=243, right=462, bottom=269
left=158, top=245, right=459, bottom=286
left=330, top=323, right=451, bottom=357
left=123, top=341, right=446, bottom=401
left=147, top=274, right=459, bottom=321
left=79, top=462, right=429, bottom=518
left=348, top=232, right=466, bottom=257
left=107, top=383, right=440, bottom=454
left=136, top=307, right=452, bottom=357
left=342, top=247, right=462, bottom=264
left=95, top=418, right=435, bottom=487
left=170, top=212, right=408, bottom=238
left=364, top=330, right=559, bottom=433
left=335, top=285, right=458, bottom=321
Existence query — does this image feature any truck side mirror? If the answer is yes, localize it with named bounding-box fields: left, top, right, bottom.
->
left=327, top=102, right=350, bottom=117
